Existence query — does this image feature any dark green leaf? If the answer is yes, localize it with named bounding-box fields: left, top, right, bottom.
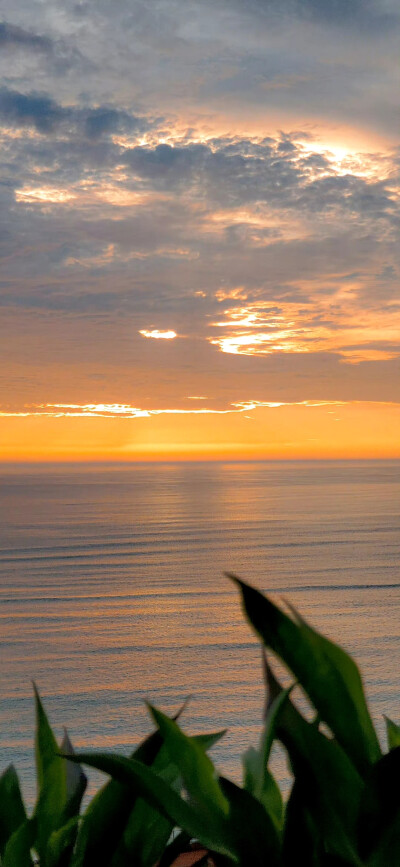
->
left=69, top=752, right=237, bottom=860
left=109, top=739, right=180, bottom=867
left=243, top=684, right=290, bottom=829
left=110, top=727, right=226, bottom=867
left=193, top=729, right=227, bottom=751
left=70, top=725, right=166, bottom=867
left=32, top=685, right=84, bottom=864
left=110, top=796, right=173, bottom=867
left=219, top=777, right=281, bottom=867
left=148, top=705, right=229, bottom=822
left=384, top=716, right=400, bottom=751
left=359, top=746, right=400, bottom=866
left=230, top=576, right=380, bottom=773
left=2, top=819, right=34, bottom=867
left=60, top=729, right=87, bottom=820
left=282, top=781, right=322, bottom=867
left=46, top=817, right=79, bottom=867
left=275, top=690, right=363, bottom=865
left=242, top=750, right=283, bottom=833
left=71, top=703, right=205, bottom=867
left=33, top=684, right=69, bottom=861
left=0, top=765, right=27, bottom=857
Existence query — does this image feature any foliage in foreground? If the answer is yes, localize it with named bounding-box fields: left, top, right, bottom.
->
left=1, top=576, right=400, bottom=867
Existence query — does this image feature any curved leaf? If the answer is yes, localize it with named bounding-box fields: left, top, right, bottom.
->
left=68, top=752, right=237, bottom=860
left=148, top=705, right=229, bottom=821
left=220, top=777, right=281, bottom=867
left=0, top=765, right=27, bottom=857
left=384, top=716, right=400, bottom=752
left=359, top=746, right=400, bottom=865
left=230, top=576, right=380, bottom=774
left=2, top=819, right=34, bottom=867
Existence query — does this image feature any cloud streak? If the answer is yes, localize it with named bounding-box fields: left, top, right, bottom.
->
left=2, top=399, right=396, bottom=420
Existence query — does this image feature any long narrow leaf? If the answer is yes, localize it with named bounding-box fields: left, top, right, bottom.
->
left=219, top=777, right=281, bottom=867
left=110, top=726, right=226, bottom=867
left=70, top=725, right=167, bottom=867
left=71, top=702, right=221, bottom=867
left=282, top=782, right=322, bottom=867
left=230, top=575, right=380, bottom=773
left=359, top=746, right=400, bottom=865
left=148, top=705, right=229, bottom=821
left=2, top=820, right=34, bottom=867
left=46, top=817, right=79, bottom=867
left=60, top=729, right=87, bottom=819
left=0, top=765, right=27, bottom=857
left=384, top=716, right=400, bottom=751
left=243, top=679, right=291, bottom=830
left=275, top=690, right=363, bottom=864
left=68, top=752, right=237, bottom=860
left=33, top=685, right=69, bottom=861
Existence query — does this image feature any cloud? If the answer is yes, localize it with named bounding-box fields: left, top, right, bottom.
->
left=139, top=329, right=177, bottom=339
left=0, top=89, right=65, bottom=133
left=218, top=0, right=400, bottom=31
left=0, top=87, right=147, bottom=138
left=0, top=21, right=54, bottom=53
left=0, top=398, right=387, bottom=420
left=0, top=0, right=398, bottom=425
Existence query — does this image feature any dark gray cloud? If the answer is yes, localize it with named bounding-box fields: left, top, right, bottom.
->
left=221, top=0, right=400, bottom=31
left=0, top=88, right=65, bottom=133
left=0, top=87, right=147, bottom=138
left=0, top=19, right=87, bottom=74
left=0, top=21, right=54, bottom=53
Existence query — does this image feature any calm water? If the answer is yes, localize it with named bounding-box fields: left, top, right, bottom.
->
left=0, top=460, right=399, bottom=803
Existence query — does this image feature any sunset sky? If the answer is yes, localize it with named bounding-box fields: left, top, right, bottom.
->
left=0, top=0, right=399, bottom=460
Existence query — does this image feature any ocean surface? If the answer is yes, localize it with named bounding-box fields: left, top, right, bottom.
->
left=0, top=460, right=399, bottom=805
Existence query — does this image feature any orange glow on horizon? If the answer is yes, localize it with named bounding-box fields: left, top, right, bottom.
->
left=1, top=401, right=399, bottom=462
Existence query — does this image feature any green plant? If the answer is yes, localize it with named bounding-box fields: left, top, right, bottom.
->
left=1, top=576, right=400, bottom=866
left=0, top=691, right=224, bottom=867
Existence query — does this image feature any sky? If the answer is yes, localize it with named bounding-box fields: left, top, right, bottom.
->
left=0, top=0, right=399, bottom=460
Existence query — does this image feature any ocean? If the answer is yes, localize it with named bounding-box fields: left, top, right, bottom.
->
left=0, top=460, right=399, bottom=804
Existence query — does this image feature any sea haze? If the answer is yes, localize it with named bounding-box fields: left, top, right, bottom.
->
left=0, top=460, right=399, bottom=803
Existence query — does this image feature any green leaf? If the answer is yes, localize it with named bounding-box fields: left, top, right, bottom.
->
left=230, top=575, right=380, bottom=773
left=110, top=794, right=173, bottom=867
left=0, top=765, right=27, bottom=857
left=70, top=725, right=165, bottom=867
left=60, top=729, right=87, bottom=819
left=33, top=682, right=59, bottom=789
left=275, top=688, right=363, bottom=865
left=242, top=751, right=283, bottom=833
left=46, top=817, right=79, bottom=867
left=359, top=746, right=400, bottom=866
left=243, top=682, right=290, bottom=830
left=32, top=685, right=84, bottom=864
left=148, top=705, right=229, bottom=822
left=110, top=727, right=226, bottom=867
left=71, top=704, right=207, bottom=867
left=384, top=716, right=400, bottom=751
left=193, top=729, right=227, bottom=751
left=33, top=684, right=68, bottom=861
left=2, top=820, right=34, bottom=867
left=219, top=777, right=281, bottom=867
left=109, top=740, right=180, bottom=867
left=282, top=781, right=322, bottom=867
left=69, top=752, right=237, bottom=860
